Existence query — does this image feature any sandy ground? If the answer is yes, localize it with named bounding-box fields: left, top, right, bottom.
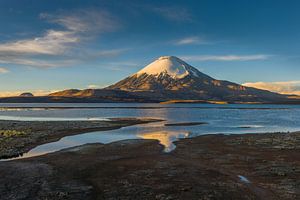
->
left=0, top=130, right=299, bottom=200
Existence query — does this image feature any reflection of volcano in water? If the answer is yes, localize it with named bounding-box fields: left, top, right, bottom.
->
left=137, top=131, right=190, bottom=152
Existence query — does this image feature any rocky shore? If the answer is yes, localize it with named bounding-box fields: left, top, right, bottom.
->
left=0, top=131, right=299, bottom=199
left=0, top=118, right=162, bottom=159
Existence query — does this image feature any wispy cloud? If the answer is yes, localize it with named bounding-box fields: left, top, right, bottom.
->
left=0, top=9, right=121, bottom=68
left=87, top=84, right=101, bottom=89
left=0, top=67, right=9, bottom=74
left=181, top=54, right=271, bottom=62
left=174, top=36, right=211, bottom=45
left=0, top=57, right=76, bottom=68
left=243, top=81, right=300, bottom=95
left=84, top=49, right=129, bottom=59
left=40, top=9, right=119, bottom=35
left=0, top=30, right=79, bottom=55
left=152, top=6, right=192, bottom=22
left=102, top=61, right=140, bottom=71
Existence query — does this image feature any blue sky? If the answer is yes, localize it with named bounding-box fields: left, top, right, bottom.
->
left=0, top=0, right=300, bottom=96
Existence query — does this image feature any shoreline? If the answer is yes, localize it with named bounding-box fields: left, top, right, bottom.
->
left=0, top=118, right=163, bottom=159
left=0, top=105, right=292, bottom=111
left=0, top=97, right=300, bottom=104
left=0, top=131, right=299, bottom=199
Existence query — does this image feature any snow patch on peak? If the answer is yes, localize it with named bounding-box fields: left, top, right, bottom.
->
left=136, top=56, right=199, bottom=79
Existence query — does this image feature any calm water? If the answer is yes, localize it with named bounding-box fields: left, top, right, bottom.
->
left=1, top=103, right=300, bottom=159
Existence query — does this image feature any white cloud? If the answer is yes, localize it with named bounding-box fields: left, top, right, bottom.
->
left=0, top=48, right=127, bottom=69
left=181, top=54, right=271, bottom=61
left=0, top=9, right=121, bottom=68
left=0, top=30, right=78, bottom=55
left=0, top=55, right=76, bottom=68
left=175, top=36, right=209, bottom=45
left=243, top=81, right=300, bottom=95
left=87, top=84, right=100, bottom=89
left=41, top=10, right=119, bottom=33
left=0, top=67, right=9, bottom=74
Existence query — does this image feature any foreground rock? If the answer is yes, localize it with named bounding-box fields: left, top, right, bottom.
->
left=0, top=118, right=162, bottom=159
left=0, top=132, right=299, bottom=199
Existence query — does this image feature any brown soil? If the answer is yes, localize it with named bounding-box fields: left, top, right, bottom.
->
left=0, top=132, right=299, bottom=200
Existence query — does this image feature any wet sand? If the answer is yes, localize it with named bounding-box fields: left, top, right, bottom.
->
left=0, top=131, right=299, bottom=199
left=0, top=118, right=162, bottom=159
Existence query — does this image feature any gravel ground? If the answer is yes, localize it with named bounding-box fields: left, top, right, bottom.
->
left=0, top=131, right=299, bottom=199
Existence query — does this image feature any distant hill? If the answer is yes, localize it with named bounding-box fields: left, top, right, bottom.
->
left=19, top=93, right=34, bottom=97
left=1, top=56, right=299, bottom=104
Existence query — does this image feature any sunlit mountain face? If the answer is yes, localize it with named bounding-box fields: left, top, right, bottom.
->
left=1, top=56, right=297, bottom=103
left=105, top=56, right=290, bottom=103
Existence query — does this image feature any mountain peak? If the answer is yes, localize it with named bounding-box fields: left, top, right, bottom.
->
left=136, top=56, right=199, bottom=79
left=48, top=56, right=289, bottom=103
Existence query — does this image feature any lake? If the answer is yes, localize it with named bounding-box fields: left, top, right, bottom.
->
left=1, top=103, right=300, bottom=159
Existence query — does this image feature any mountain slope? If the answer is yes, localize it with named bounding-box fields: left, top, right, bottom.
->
left=1, top=56, right=299, bottom=103
left=106, top=56, right=286, bottom=102
left=43, top=55, right=298, bottom=103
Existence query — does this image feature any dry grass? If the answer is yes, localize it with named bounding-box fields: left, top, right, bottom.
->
left=0, top=130, right=26, bottom=137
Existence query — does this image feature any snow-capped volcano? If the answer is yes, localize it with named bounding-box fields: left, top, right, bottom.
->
left=136, top=56, right=200, bottom=79
left=107, top=56, right=213, bottom=91
left=49, top=56, right=289, bottom=103
left=106, top=56, right=286, bottom=102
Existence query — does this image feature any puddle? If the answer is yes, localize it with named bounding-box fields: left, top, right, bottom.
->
left=238, top=175, right=251, bottom=184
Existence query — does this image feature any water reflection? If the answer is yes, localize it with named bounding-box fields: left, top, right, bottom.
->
left=6, top=128, right=189, bottom=160
left=5, top=107, right=190, bottom=160
left=2, top=103, right=300, bottom=160
left=137, top=131, right=189, bottom=152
